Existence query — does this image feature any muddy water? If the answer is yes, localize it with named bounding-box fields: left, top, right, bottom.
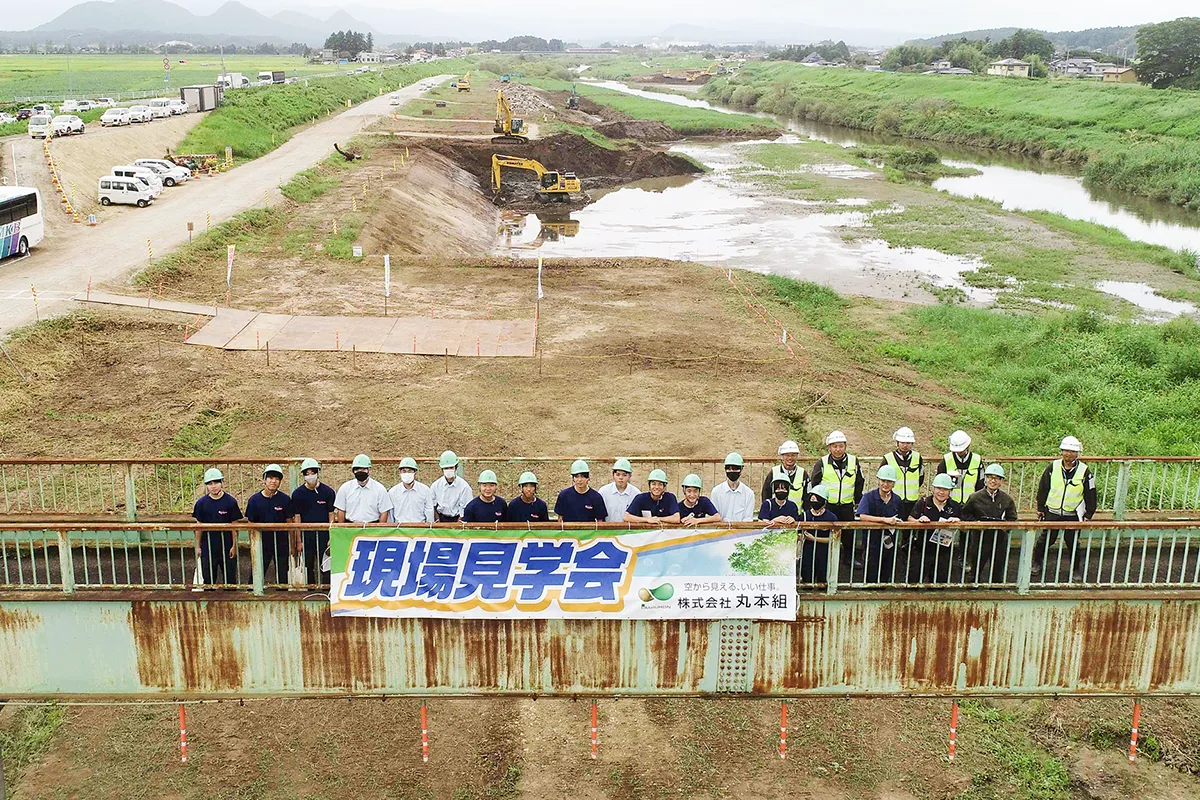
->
left=587, top=80, right=1200, bottom=252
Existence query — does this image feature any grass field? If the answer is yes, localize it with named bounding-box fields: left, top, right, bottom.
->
left=705, top=63, right=1200, bottom=209
left=0, top=54, right=339, bottom=104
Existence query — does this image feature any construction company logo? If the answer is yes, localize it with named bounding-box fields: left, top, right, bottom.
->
left=335, top=534, right=636, bottom=614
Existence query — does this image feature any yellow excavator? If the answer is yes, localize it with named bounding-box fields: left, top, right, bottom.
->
left=493, top=90, right=526, bottom=144
left=457, top=71, right=471, bottom=92
left=491, top=154, right=581, bottom=202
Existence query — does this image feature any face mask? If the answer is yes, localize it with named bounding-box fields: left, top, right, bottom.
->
left=725, top=470, right=742, bottom=482
left=400, top=471, right=416, bottom=485
left=443, top=468, right=456, bottom=481
left=774, top=489, right=789, bottom=502
left=354, top=470, right=369, bottom=482
left=304, top=474, right=319, bottom=486
left=809, top=497, right=825, bottom=511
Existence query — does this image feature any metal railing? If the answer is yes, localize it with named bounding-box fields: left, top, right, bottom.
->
left=3, top=521, right=1200, bottom=596
left=1, top=456, right=1199, bottom=520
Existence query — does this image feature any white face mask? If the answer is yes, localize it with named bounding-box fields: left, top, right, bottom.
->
left=443, top=468, right=456, bottom=481
left=400, top=470, right=416, bottom=485
left=303, top=474, right=319, bottom=486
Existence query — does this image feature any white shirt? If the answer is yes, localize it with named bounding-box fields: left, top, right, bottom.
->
left=388, top=480, right=433, bottom=524
left=334, top=477, right=394, bottom=523
left=711, top=481, right=756, bottom=522
left=427, top=475, right=473, bottom=520
left=598, top=481, right=641, bottom=522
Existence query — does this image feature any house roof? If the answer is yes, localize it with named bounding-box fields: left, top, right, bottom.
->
left=990, top=58, right=1031, bottom=66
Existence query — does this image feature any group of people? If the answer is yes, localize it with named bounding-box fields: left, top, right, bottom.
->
left=191, top=429, right=1098, bottom=585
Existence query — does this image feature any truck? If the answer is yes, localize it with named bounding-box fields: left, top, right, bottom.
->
left=217, top=73, right=250, bottom=89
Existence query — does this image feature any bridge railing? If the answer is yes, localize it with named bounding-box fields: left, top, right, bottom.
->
left=3, top=521, right=1199, bottom=596
left=1, top=456, right=1198, bottom=520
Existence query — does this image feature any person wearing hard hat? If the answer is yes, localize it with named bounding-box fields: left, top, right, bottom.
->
left=625, top=469, right=681, bottom=524
left=759, top=468, right=800, bottom=527
left=464, top=470, right=508, bottom=523
left=245, top=463, right=294, bottom=585
left=761, top=440, right=807, bottom=511
left=389, top=457, right=433, bottom=524
left=883, top=427, right=924, bottom=522
left=809, top=431, right=864, bottom=522
left=800, top=484, right=837, bottom=583
left=191, top=467, right=243, bottom=586
left=907, top=473, right=964, bottom=583
left=937, top=430, right=984, bottom=505
left=678, top=474, right=721, bottom=527
left=334, top=454, right=393, bottom=524
left=856, top=464, right=904, bottom=582
left=507, top=472, right=549, bottom=523
left=598, top=458, right=641, bottom=522
left=1033, top=436, right=1096, bottom=580
left=554, top=459, right=609, bottom=522
left=962, top=463, right=1019, bottom=583
left=427, top=450, right=472, bottom=522
left=290, top=458, right=336, bottom=585
left=711, top=452, right=755, bottom=522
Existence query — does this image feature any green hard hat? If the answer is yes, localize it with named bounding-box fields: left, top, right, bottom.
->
left=809, top=484, right=829, bottom=501
left=932, top=473, right=955, bottom=490
left=648, top=468, right=668, bottom=484
left=984, top=463, right=1006, bottom=478
left=876, top=464, right=899, bottom=482
left=262, top=463, right=284, bottom=478
left=518, top=471, right=538, bottom=485
left=352, top=454, right=372, bottom=469
left=478, top=469, right=498, bottom=484
left=300, top=458, right=321, bottom=472
left=682, top=473, right=703, bottom=489
left=399, top=457, right=419, bottom=471
left=612, top=457, right=633, bottom=473
left=203, top=467, right=224, bottom=483
left=571, top=459, right=590, bottom=475
left=439, top=450, right=459, bottom=469
left=724, top=452, right=744, bottom=467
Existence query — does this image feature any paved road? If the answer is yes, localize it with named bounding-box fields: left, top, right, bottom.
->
left=0, top=76, right=450, bottom=340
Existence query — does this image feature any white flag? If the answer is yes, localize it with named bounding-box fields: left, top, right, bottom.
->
left=384, top=254, right=391, bottom=298
left=537, top=256, right=544, bottom=300
left=226, top=244, right=235, bottom=287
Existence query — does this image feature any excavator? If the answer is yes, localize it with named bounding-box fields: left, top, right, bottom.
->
left=491, top=154, right=582, bottom=202
left=493, top=90, right=526, bottom=144
left=457, top=71, right=471, bottom=92
left=566, top=84, right=580, bottom=110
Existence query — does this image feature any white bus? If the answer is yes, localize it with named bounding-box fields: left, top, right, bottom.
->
left=0, top=187, right=44, bottom=259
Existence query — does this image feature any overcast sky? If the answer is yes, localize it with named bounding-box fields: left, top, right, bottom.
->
left=9, top=0, right=1195, bottom=42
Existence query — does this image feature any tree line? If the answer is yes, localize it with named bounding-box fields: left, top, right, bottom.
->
left=323, top=30, right=373, bottom=58
left=882, top=28, right=1054, bottom=74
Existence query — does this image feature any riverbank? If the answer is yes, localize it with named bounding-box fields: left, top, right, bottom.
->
left=704, top=63, right=1200, bottom=210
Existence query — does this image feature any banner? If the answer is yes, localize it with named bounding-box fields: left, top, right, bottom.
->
left=329, top=526, right=796, bottom=620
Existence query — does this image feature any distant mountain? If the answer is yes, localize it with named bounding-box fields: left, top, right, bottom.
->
left=908, top=25, right=1141, bottom=56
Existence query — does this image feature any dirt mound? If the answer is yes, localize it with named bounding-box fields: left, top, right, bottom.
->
left=595, top=119, right=679, bottom=142
left=359, top=150, right=499, bottom=257
left=413, top=132, right=703, bottom=207
left=501, top=83, right=554, bottom=116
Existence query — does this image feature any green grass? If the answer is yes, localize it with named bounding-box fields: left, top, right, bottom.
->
left=177, top=60, right=468, bottom=162
left=0, top=704, right=66, bottom=799
left=849, top=144, right=981, bottom=179
left=705, top=62, right=1200, bottom=208
left=959, top=702, right=1074, bottom=800
left=133, top=207, right=286, bottom=287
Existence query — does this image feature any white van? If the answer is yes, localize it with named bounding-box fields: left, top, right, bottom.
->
left=133, top=158, right=190, bottom=186
left=98, top=177, right=155, bottom=208
left=110, top=166, right=163, bottom=197
left=147, top=99, right=173, bottom=119
left=27, top=114, right=52, bottom=138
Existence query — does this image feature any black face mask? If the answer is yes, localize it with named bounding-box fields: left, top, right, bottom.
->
left=774, top=489, right=789, bottom=502
left=725, top=469, right=742, bottom=482
left=354, top=471, right=369, bottom=482
left=809, top=497, right=825, bottom=512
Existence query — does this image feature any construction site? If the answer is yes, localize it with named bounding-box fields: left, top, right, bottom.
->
left=4, top=66, right=1200, bottom=800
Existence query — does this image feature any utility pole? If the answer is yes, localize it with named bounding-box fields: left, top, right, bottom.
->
left=219, top=44, right=227, bottom=77
left=66, top=33, right=82, bottom=99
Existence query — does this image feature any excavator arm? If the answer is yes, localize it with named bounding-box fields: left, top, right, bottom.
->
left=493, top=90, right=527, bottom=143
left=491, top=154, right=581, bottom=200
left=492, top=154, right=546, bottom=192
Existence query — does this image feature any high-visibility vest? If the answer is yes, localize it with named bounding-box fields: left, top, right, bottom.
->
left=942, top=452, right=982, bottom=504
left=1047, top=459, right=1089, bottom=514
left=883, top=450, right=922, bottom=502
left=771, top=465, right=808, bottom=503
left=820, top=454, right=857, bottom=505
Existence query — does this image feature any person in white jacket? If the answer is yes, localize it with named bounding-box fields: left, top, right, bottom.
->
left=426, top=450, right=472, bottom=522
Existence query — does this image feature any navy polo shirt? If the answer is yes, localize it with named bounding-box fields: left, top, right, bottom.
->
left=759, top=498, right=800, bottom=520
left=679, top=496, right=719, bottom=520
left=192, top=492, right=243, bottom=524
left=507, top=497, right=549, bottom=523
left=290, top=482, right=336, bottom=523
left=245, top=490, right=293, bottom=527
left=554, top=487, right=608, bottom=522
left=857, top=489, right=903, bottom=519
left=626, top=491, right=680, bottom=519
left=463, top=496, right=508, bottom=523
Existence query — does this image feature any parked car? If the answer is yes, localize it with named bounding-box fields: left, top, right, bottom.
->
left=74, top=100, right=95, bottom=112
left=27, top=114, right=52, bottom=138
left=60, top=99, right=81, bottom=113
left=93, top=97, right=116, bottom=108
left=146, top=99, right=173, bottom=119
left=167, top=99, right=189, bottom=115
left=100, top=108, right=131, bottom=127
left=111, top=165, right=163, bottom=197
left=50, top=115, right=85, bottom=135
left=0, top=113, right=15, bottom=125
left=31, top=104, right=53, bottom=115
left=126, top=105, right=152, bottom=123
left=98, top=177, right=155, bottom=208
left=133, top=158, right=190, bottom=186
left=16, top=108, right=33, bottom=120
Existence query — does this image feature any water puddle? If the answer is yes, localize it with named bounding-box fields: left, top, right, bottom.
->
left=1095, top=281, right=1197, bottom=318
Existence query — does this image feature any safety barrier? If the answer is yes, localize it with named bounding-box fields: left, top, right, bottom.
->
left=3, top=520, right=1199, bottom=595
left=1, top=456, right=1198, bottom=520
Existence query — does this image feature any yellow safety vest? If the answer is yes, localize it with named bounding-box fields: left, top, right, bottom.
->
left=883, top=450, right=922, bottom=502
left=773, top=466, right=808, bottom=503
left=942, top=452, right=982, bottom=504
left=1047, top=460, right=1089, bottom=514
left=820, top=454, right=857, bottom=506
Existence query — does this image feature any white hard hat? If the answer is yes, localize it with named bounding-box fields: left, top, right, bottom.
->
left=825, top=430, right=847, bottom=445
left=948, top=430, right=971, bottom=453
left=893, top=427, right=915, bottom=443
left=778, top=440, right=801, bottom=455
left=1060, top=435, right=1082, bottom=453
